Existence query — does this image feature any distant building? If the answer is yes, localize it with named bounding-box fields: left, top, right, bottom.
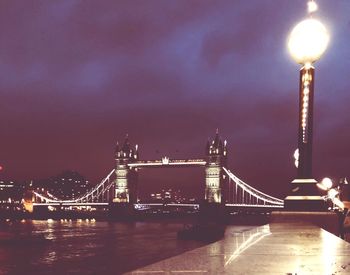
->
left=0, top=180, right=24, bottom=206
left=33, top=170, right=90, bottom=200
left=148, top=189, right=187, bottom=203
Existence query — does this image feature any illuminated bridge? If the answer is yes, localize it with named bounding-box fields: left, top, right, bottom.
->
left=32, top=131, right=284, bottom=210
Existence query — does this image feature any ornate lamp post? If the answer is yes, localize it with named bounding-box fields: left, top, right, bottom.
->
left=285, top=1, right=330, bottom=210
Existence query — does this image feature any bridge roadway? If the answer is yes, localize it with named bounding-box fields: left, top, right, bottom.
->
left=127, top=222, right=350, bottom=274
left=33, top=202, right=283, bottom=211
left=127, top=158, right=207, bottom=168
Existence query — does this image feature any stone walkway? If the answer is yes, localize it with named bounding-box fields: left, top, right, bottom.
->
left=127, top=223, right=350, bottom=274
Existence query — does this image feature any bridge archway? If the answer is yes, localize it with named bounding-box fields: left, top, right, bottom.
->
left=113, top=131, right=228, bottom=204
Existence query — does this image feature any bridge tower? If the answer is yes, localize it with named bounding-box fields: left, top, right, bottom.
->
left=113, top=136, right=139, bottom=204
left=205, top=130, right=228, bottom=203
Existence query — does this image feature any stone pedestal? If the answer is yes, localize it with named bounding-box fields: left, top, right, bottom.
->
left=284, top=178, right=326, bottom=211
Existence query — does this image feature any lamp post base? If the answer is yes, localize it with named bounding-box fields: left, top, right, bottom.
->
left=284, top=178, right=326, bottom=211
left=284, top=195, right=326, bottom=211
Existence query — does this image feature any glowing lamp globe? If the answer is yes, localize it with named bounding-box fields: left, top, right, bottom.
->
left=288, top=18, right=329, bottom=65
left=321, top=177, right=333, bottom=189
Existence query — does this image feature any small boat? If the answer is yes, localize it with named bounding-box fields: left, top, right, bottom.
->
left=177, top=223, right=226, bottom=242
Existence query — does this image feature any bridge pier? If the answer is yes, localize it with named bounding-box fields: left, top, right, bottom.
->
left=113, top=136, right=138, bottom=204
left=200, top=131, right=229, bottom=223
left=108, top=202, right=136, bottom=220
left=204, top=130, right=227, bottom=204
left=198, top=201, right=227, bottom=224
left=110, top=136, right=139, bottom=220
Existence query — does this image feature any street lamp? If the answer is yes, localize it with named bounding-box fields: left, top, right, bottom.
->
left=285, top=0, right=329, bottom=210
left=317, top=177, right=333, bottom=190
left=317, top=177, right=345, bottom=211
left=288, top=18, right=329, bottom=65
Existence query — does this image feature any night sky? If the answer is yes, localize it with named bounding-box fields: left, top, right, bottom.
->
left=0, top=0, right=349, bottom=199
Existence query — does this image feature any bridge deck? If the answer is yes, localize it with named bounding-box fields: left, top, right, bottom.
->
left=127, top=159, right=207, bottom=168
left=128, top=223, right=350, bottom=274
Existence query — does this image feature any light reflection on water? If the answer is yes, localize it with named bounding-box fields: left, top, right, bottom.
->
left=0, top=220, right=205, bottom=274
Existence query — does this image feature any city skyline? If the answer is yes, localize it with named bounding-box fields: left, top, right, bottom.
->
left=0, top=1, right=349, bottom=199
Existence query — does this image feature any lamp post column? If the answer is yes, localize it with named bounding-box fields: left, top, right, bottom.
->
left=297, top=65, right=314, bottom=180
left=284, top=0, right=329, bottom=210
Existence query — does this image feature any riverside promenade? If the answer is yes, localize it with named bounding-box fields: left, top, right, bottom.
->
left=128, top=222, right=350, bottom=274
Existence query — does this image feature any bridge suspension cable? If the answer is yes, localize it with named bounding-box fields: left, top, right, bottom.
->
left=223, top=167, right=284, bottom=206
left=33, top=169, right=115, bottom=204
left=74, top=169, right=115, bottom=203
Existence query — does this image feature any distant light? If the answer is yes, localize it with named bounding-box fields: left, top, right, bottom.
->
left=288, top=18, right=329, bottom=65
left=0, top=166, right=3, bottom=171
left=333, top=198, right=345, bottom=210
left=328, top=188, right=338, bottom=199
left=307, top=1, right=318, bottom=13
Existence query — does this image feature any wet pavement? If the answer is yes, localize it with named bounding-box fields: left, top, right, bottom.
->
left=129, top=223, right=350, bottom=274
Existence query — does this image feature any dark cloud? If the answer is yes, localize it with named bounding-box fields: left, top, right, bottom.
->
left=0, top=0, right=349, bottom=199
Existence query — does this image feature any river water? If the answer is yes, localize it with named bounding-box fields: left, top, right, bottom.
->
left=0, top=219, right=240, bottom=274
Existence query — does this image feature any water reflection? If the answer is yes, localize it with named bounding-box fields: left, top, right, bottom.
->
left=43, top=251, right=57, bottom=265
left=0, top=220, right=208, bottom=274
left=225, top=224, right=271, bottom=266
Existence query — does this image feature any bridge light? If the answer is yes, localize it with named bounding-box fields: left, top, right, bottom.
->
left=162, top=157, right=169, bottom=165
